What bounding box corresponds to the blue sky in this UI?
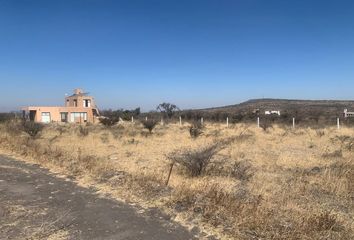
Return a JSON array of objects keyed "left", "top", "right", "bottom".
[{"left": 1, "top": 0, "right": 354, "bottom": 112}]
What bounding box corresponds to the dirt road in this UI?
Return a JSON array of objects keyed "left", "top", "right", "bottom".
[{"left": 0, "top": 155, "right": 195, "bottom": 240}]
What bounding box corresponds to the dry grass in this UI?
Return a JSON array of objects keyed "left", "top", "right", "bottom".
[{"left": 0, "top": 120, "right": 353, "bottom": 239}]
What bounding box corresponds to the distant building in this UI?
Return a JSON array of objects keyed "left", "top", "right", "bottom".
[
  {"left": 22, "top": 88, "right": 100, "bottom": 123},
  {"left": 344, "top": 109, "right": 354, "bottom": 118},
  {"left": 265, "top": 110, "right": 280, "bottom": 116}
]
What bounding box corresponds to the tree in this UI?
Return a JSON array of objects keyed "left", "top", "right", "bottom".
[
  {"left": 101, "top": 107, "right": 141, "bottom": 122},
  {"left": 156, "top": 103, "right": 180, "bottom": 119}
]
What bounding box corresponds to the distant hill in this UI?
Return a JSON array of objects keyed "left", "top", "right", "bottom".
[
  {"left": 181, "top": 99, "right": 354, "bottom": 123},
  {"left": 199, "top": 98, "right": 354, "bottom": 116}
]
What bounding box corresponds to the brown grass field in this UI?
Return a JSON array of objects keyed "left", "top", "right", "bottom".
[{"left": 0, "top": 120, "right": 353, "bottom": 239}]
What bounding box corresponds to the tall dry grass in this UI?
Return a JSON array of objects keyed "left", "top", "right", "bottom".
[{"left": 0, "top": 120, "right": 353, "bottom": 239}]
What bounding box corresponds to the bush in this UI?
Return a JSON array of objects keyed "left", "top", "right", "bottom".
[
  {"left": 22, "top": 121, "right": 44, "bottom": 138},
  {"left": 259, "top": 119, "right": 272, "bottom": 131},
  {"left": 322, "top": 149, "right": 343, "bottom": 159},
  {"left": 101, "top": 108, "right": 140, "bottom": 121},
  {"left": 0, "top": 113, "right": 15, "bottom": 123},
  {"left": 167, "top": 143, "right": 220, "bottom": 177},
  {"left": 142, "top": 119, "right": 158, "bottom": 133},
  {"left": 99, "top": 117, "right": 119, "bottom": 127},
  {"left": 189, "top": 121, "right": 203, "bottom": 138},
  {"left": 306, "top": 211, "right": 341, "bottom": 231},
  {"left": 4, "top": 121, "right": 22, "bottom": 135},
  {"left": 78, "top": 125, "right": 89, "bottom": 137},
  {"left": 230, "top": 160, "right": 254, "bottom": 181}
]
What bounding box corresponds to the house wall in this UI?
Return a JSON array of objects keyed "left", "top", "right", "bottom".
[
  {"left": 65, "top": 95, "right": 95, "bottom": 108},
  {"left": 22, "top": 106, "right": 96, "bottom": 123},
  {"left": 22, "top": 89, "right": 99, "bottom": 124}
]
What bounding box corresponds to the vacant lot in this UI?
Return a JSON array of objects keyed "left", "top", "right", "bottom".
[{"left": 0, "top": 120, "right": 353, "bottom": 239}]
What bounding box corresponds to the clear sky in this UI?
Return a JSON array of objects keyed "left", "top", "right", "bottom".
[{"left": 1, "top": 0, "right": 354, "bottom": 112}]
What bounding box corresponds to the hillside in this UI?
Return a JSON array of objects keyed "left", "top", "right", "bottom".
[
  {"left": 197, "top": 98, "right": 354, "bottom": 117},
  {"left": 177, "top": 98, "right": 354, "bottom": 124}
]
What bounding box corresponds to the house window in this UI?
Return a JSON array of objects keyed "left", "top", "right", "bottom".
[
  {"left": 73, "top": 99, "right": 77, "bottom": 107},
  {"left": 60, "top": 112, "right": 68, "bottom": 122},
  {"left": 70, "top": 112, "right": 88, "bottom": 123},
  {"left": 83, "top": 99, "right": 91, "bottom": 107},
  {"left": 41, "top": 112, "right": 51, "bottom": 123}
]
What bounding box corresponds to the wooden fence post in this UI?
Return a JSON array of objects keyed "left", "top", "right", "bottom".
[
  {"left": 292, "top": 117, "right": 295, "bottom": 129},
  {"left": 165, "top": 163, "right": 174, "bottom": 186},
  {"left": 201, "top": 117, "right": 204, "bottom": 125},
  {"left": 226, "top": 117, "right": 229, "bottom": 128},
  {"left": 337, "top": 118, "right": 340, "bottom": 129},
  {"left": 257, "top": 117, "right": 260, "bottom": 128},
  {"left": 179, "top": 116, "right": 182, "bottom": 126}
]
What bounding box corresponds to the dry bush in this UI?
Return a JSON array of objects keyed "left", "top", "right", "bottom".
[
  {"left": 335, "top": 135, "right": 351, "bottom": 143},
  {"left": 0, "top": 113, "right": 16, "bottom": 122},
  {"left": 55, "top": 125, "right": 69, "bottom": 136},
  {"left": 326, "top": 161, "right": 354, "bottom": 195},
  {"left": 110, "top": 125, "right": 125, "bottom": 139},
  {"left": 305, "top": 211, "right": 342, "bottom": 232},
  {"left": 205, "top": 156, "right": 254, "bottom": 181},
  {"left": 100, "top": 133, "right": 109, "bottom": 143},
  {"left": 259, "top": 119, "right": 272, "bottom": 131},
  {"left": 22, "top": 121, "right": 44, "bottom": 138},
  {"left": 141, "top": 119, "right": 158, "bottom": 133},
  {"left": 230, "top": 160, "right": 254, "bottom": 181},
  {"left": 77, "top": 125, "right": 89, "bottom": 137},
  {"left": 167, "top": 143, "right": 220, "bottom": 177},
  {"left": 189, "top": 121, "right": 203, "bottom": 138},
  {"left": 316, "top": 130, "right": 325, "bottom": 137},
  {"left": 4, "top": 121, "right": 22, "bottom": 135},
  {"left": 322, "top": 149, "right": 343, "bottom": 159},
  {"left": 333, "top": 135, "right": 354, "bottom": 151},
  {"left": 99, "top": 116, "right": 119, "bottom": 127}
]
